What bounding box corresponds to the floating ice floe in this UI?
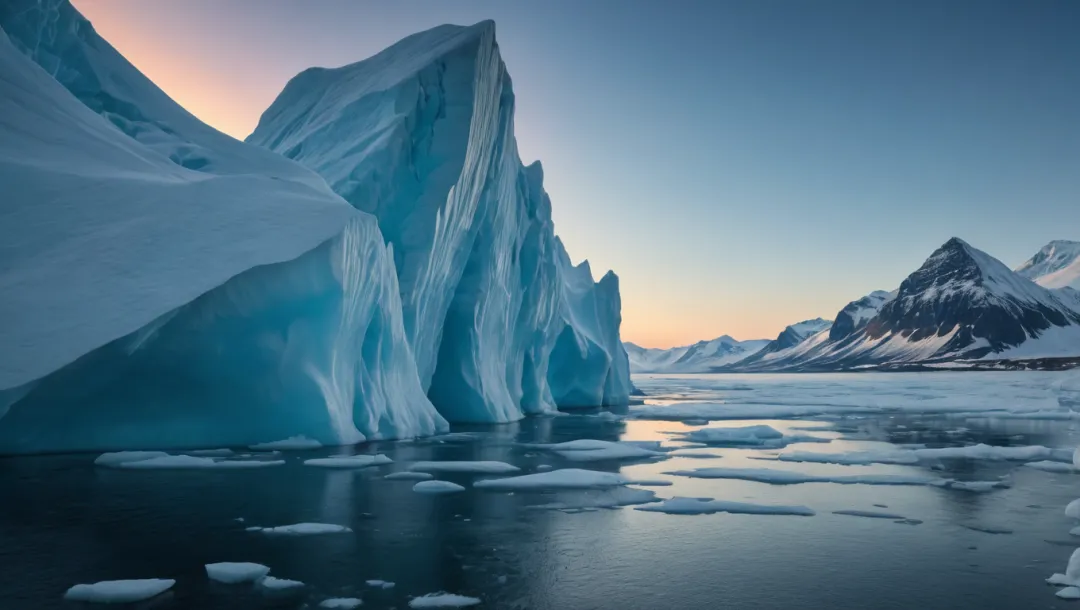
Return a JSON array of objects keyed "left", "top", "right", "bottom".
[
  {"left": 385, "top": 471, "right": 435, "bottom": 481},
  {"left": 524, "top": 439, "right": 667, "bottom": 462},
  {"left": 669, "top": 450, "right": 724, "bottom": 459},
  {"left": 634, "top": 497, "right": 815, "bottom": 516},
  {"left": 249, "top": 436, "right": 323, "bottom": 451},
  {"left": 777, "top": 449, "right": 919, "bottom": 466},
  {"left": 259, "top": 576, "right": 304, "bottom": 590},
  {"left": 527, "top": 487, "right": 657, "bottom": 511},
  {"left": 536, "top": 464, "right": 553, "bottom": 471},
  {"left": 253, "top": 523, "right": 352, "bottom": 535},
  {"left": 961, "top": 524, "right": 1013, "bottom": 534},
  {"left": 1067, "top": 499, "right": 1080, "bottom": 519},
  {"left": 205, "top": 562, "right": 271, "bottom": 584},
  {"left": 1023, "top": 460, "right": 1074, "bottom": 473},
  {"left": 665, "top": 467, "right": 936, "bottom": 486},
  {"left": 94, "top": 451, "right": 171, "bottom": 466},
  {"left": 320, "top": 598, "right": 364, "bottom": 609},
  {"left": 632, "top": 403, "right": 880, "bottom": 422},
  {"left": 474, "top": 468, "right": 629, "bottom": 490},
  {"left": 64, "top": 579, "right": 175, "bottom": 603},
  {"left": 680, "top": 425, "right": 829, "bottom": 448},
  {"left": 409, "top": 592, "right": 482, "bottom": 607},
  {"left": 413, "top": 480, "right": 466, "bottom": 494},
  {"left": 832, "top": 509, "right": 908, "bottom": 520},
  {"left": 927, "top": 480, "right": 1006, "bottom": 493},
  {"left": 1057, "top": 587, "right": 1080, "bottom": 600},
  {"left": 189, "top": 448, "right": 235, "bottom": 457},
  {"left": 912, "top": 443, "right": 1059, "bottom": 461},
  {"left": 304, "top": 455, "right": 392, "bottom": 469},
  {"left": 408, "top": 461, "right": 520, "bottom": 474},
  {"left": 366, "top": 580, "right": 395, "bottom": 589},
  {"left": 116, "top": 455, "right": 285, "bottom": 469}
]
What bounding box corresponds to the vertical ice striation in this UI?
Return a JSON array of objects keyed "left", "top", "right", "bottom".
[{"left": 248, "top": 21, "right": 631, "bottom": 421}]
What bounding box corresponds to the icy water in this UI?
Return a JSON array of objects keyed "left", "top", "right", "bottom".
[{"left": 4, "top": 372, "right": 1080, "bottom": 609}]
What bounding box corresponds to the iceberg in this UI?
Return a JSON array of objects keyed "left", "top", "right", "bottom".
[
  {"left": 0, "top": 5, "right": 630, "bottom": 454},
  {"left": 0, "top": 2, "right": 448, "bottom": 453},
  {"left": 246, "top": 20, "right": 631, "bottom": 422}
]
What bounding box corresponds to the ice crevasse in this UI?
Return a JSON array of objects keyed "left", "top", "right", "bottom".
[{"left": 0, "top": 2, "right": 630, "bottom": 454}]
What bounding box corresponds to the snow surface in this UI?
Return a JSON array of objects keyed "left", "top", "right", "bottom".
[
  {"left": 114, "top": 455, "right": 285, "bottom": 469},
  {"left": 247, "top": 20, "right": 631, "bottom": 422},
  {"left": 408, "top": 461, "right": 520, "bottom": 474},
  {"left": 408, "top": 593, "right": 482, "bottom": 608},
  {"left": 473, "top": 468, "right": 629, "bottom": 490},
  {"left": 635, "top": 497, "right": 815, "bottom": 516},
  {"left": 205, "top": 562, "right": 271, "bottom": 584},
  {"left": 1016, "top": 240, "right": 1080, "bottom": 291},
  {"left": 321, "top": 598, "right": 364, "bottom": 609},
  {"left": 254, "top": 523, "right": 352, "bottom": 536},
  {"left": 304, "top": 454, "right": 393, "bottom": 468},
  {"left": 413, "top": 480, "right": 467, "bottom": 494},
  {"left": 64, "top": 579, "right": 175, "bottom": 603}
]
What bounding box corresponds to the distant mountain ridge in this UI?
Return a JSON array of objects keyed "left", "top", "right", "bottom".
[
  {"left": 624, "top": 336, "right": 770, "bottom": 373},
  {"left": 627, "top": 238, "right": 1080, "bottom": 373}
]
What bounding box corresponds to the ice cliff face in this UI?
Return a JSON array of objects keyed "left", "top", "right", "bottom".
[
  {"left": 247, "top": 21, "right": 631, "bottom": 417},
  {"left": 0, "top": 5, "right": 628, "bottom": 453}
]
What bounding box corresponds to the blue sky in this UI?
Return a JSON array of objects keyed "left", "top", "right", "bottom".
[{"left": 74, "top": 0, "right": 1080, "bottom": 347}]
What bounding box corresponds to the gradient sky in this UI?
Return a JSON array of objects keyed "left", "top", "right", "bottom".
[{"left": 72, "top": 0, "right": 1080, "bottom": 348}]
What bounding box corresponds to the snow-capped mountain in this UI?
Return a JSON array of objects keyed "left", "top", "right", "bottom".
[
  {"left": 1016, "top": 240, "right": 1080, "bottom": 291},
  {"left": 732, "top": 238, "right": 1080, "bottom": 371},
  {"left": 0, "top": 3, "right": 631, "bottom": 453},
  {"left": 730, "top": 318, "right": 833, "bottom": 368},
  {"left": 624, "top": 336, "right": 770, "bottom": 373}
]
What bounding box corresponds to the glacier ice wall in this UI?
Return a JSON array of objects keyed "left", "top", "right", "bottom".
[
  {"left": 0, "top": 4, "right": 446, "bottom": 453},
  {"left": 247, "top": 21, "right": 631, "bottom": 420}
]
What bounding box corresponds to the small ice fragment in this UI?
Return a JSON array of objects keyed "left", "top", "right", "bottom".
[
  {"left": 536, "top": 465, "right": 553, "bottom": 471},
  {"left": 624, "top": 478, "right": 673, "bottom": 486},
  {"left": 321, "top": 598, "right": 364, "bottom": 608},
  {"left": 408, "top": 461, "right": 519, "bottom": 474},
  {"left": 64, "top": 579, "right": 175, "bottom": 603},
  {"left": 385, "top": 471, "right": 434, "bottom": 481},
  {"left": 961, "top": 524, "right": 1013, "bottom": 535},
  {"left": 1058, "top": 587, "right": 1080, "bottom": 600},
  {"left": 118, "top": 455, "right": 285, "bottom": 469},
  {"left": 259, "top": 576, "right": 304, "bottom": 590},
  {"left": 669, "top": 450, "right": 723, "bottom": 458},
  {"left": 245, "top": 526, "right": 263, "bottom": 532},
  {"left": 408, "top": 592, "right": 481, "bottom": 608},
  {"left": 94, "top": 451, "right": 169, "bottom": 467},
  {"left": 1048, "top": 573, "right": 1080, "bottom": 587},
  {"left": 205, "top": 562, "right": 270, "bottom": 583},
  {"left": 234, "top": 517, "right": 245, "bottom": 523},
  {"left": 497, "top": 575, "right": 507, "bottom": 584},
  {"left": 634, "top": 497, "right": 815, "bottom": 516},
  {"left": 366, "top": 579, "right": 395, "bottom": 588},
  {"left": 1070, "top": 526, "right": 1080, "bottom": 536},
  {"left": 304, "top": 455, "right": 392, "bottom": 468},
  {"left": 777, "top": 449, "right": 918, "bottom": 466},
  {"left": 1023, "top": 460, "right": 1074, "bottom": 473},
  {"left": 413, "top": 480, "right": 466, "bottom": 494},
  {"left": 249, "top": 436, "right": 322, "bottom": 451},
  {"left": 1067, "top": 499, "right": 1080, "bottom": 519},
  {"left": 832, "top": 509, "right": 907, "bottom": 520},
  {"left": 257, "top": 523, "right": 351, "bottom": 535},
  {"left": 526, "top": 440, "right": 665, "bottom": 462},
  {"left": 666, "top": 467, "right": 934, "bottom": 486},
  {"left": 189, "top": 448, "right": 234, "bottom": 457},
  {"left": 1073, "top": 446, "right": 1080, "bottom": 469},
  {"left": 474, "top": 469, "right": 628, "bottom": 490}
]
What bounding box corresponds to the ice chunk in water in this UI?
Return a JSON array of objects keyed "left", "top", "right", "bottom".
[
  {"left": 666, "top": 467, "right": 935, "bottom": 486},
  {"left": 250, "top": 436, "right": 323, "bottom": 451},
  {"left": 64, "top": 579, "right": 175, "bottom": 603},
  {"left": 94, "top": 451, "right": 170, "bottom": 466},
  {"left": 205, "top": 562, "right": 270, "bottom": 584},
  {"left": 1022, "top": 460, "right": 1074, "bottom": 473},
  {"left": 413, "top": 480, "right": 466, "bottom": 494},
  {"left": 1058, "top": 587, "right": 1080, "bottom": 600},
  {"left": 366, "top": 580, "right": 395, "bottom": 589},
  {"left": 304, "top": 455, "right": 392, "bottom": 468},
  {"left": 409, "top": 592, "right": 482, "bottom": 607},
  {"left": 259, "top": 576, "right": 304, "bottom": 590},
  {"left": 256, "top": 523, "right": 351, "bottom": 535},
  {"left": 321, "top": 598, "right": 364, "bottom": 608},
  {"left": 385, "top": 471, "right": 435, "bottom": 481},
  {"left": 408, "top": 461, "right": 520, "bottom": 474},
  {"left": 832, "top": 509, "right": 908, "bottom": 520},
  {"left": 634, "top": 497, "right": 815, "bottom": 516},
  {"left": 474, "top": 469, "right": 628, "bottom": 490},
  {"left": 118, "top": 455, "right": 285, "bottom": 469}
]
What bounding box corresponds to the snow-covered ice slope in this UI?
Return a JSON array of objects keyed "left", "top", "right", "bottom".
[
  {"left": 0, "top": 3, "right": 447, "bottom": 452},
  {"left": 247, "top": 21, "right": 631, "bottom": 418},
  {"left": 623, "top": 336, "right": 770, "bottom": 373},
  {"left": 1017, "top": 240, "right": 1080, "bottom": 291}
]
